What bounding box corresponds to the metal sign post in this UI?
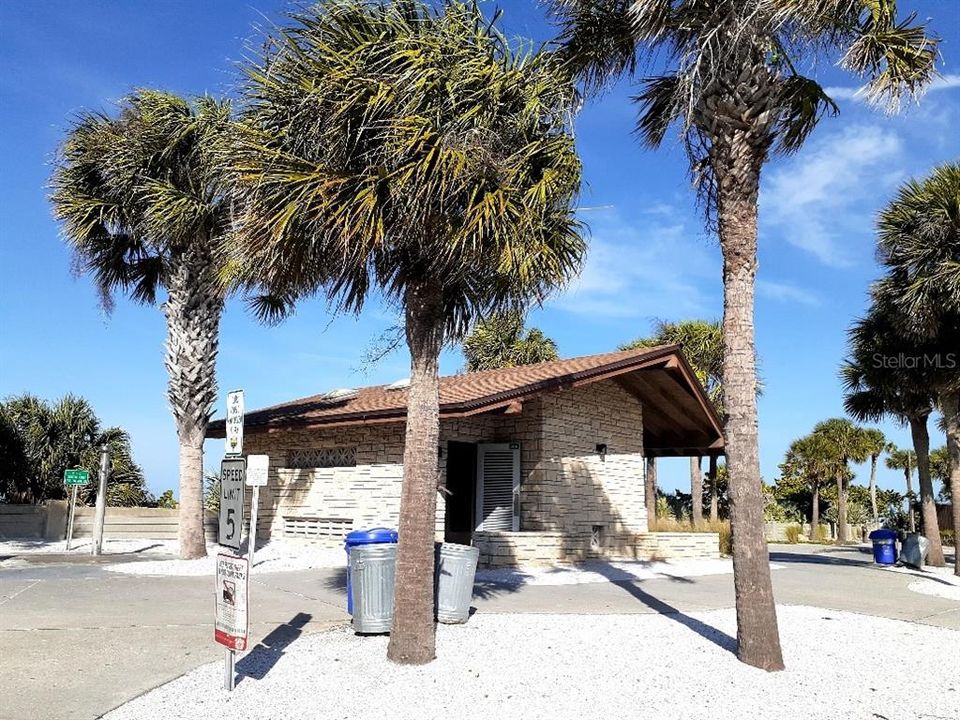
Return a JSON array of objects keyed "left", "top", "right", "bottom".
[
  {"left": 63, "top": 469, "right": 90, "bottom": 551},
  {"left": 245, "top": 455, "right": 269, "bottom": 571},
  {"left": 91, "top": 445, "right": 110, "bottom": 556},
  {"left": 215, "top": 553, "right": 249, "bottom": 691}
]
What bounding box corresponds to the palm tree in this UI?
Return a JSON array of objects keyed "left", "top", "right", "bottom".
[
  {"left": 885, "top": 444, "right": 917, "bottom": 532},
  {"left": 780, "top": 433, "right": 834, "bottom": 541},
  {"left": 862, "top": 428, "right": 887, "bottom": 525},
  {"left": 842, "top": 304, "right": 943, "bottom": 564},
  {"left": 874, "top": 162, "right": 960, "bottom": 574},
  {"left": 462, "top": 311, "right": 559, "bottom": 372},
  {"left": 812, "top": 419, "right": 871, "bottom": 543},
  {"left": 228, "top": 0, "right": 583, "bottom": 664},
  {"left": 51, "top": 90, "right": 232, "bottom": 559},
  {"left": 552, "top": 0, "right": 938, "bottom": 670},
  {"left": 624, "top": 319, "right": 723, "bottom": 525}
]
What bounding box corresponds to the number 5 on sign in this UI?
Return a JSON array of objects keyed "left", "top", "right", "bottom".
[{"left": 218, "top": 457, "right": 245, "bottom": 550}]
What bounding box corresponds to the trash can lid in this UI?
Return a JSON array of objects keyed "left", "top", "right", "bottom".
[
  {"left": 868, "top": 529, "right": 898, "bottom": 540},
  {"left": 345, "top": 527, "right": 398, "bottom": 546}
]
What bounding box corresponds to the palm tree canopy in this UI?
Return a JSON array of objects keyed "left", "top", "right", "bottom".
[
  {"left": 841, "top": 302, "right": 938, "bottom": 423},
  {"left": 50, "top": 90, "right": 233, "bottom": 309},
  {"left": 874, "top": 162, "right": 960, "bottom": 337},
  {"left": 230, "top": 0, "right": 584, "bottom": 337},
  {"left": 812, "top": 417, "right": 872, "bottom": 466},
  {"left": 780, "top": 432, "right": 836, "bottom": 490},
  {"left": 551, "top": 0, "right": 938, "bottom": 213},
  {"left": 862, "top": 427, "right": 887, "bottom": 459},
  {"left": 885, "top": 444, "right": 916, "bottom": 472},
  {"left": 622, "top": 318, "right": 725, "bottom": 411},
  {"left": 462, "top": 310, "right": 559, "bottom": 371}
]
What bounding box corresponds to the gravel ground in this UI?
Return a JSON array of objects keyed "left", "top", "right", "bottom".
[
  {"left": 880, "top": 563, "right": 960, "bottom": 600},
  {"left": 104, "top": 540, "right": 344, "bottom": 576},
  {"left": 474, "top": 557, "right": 756, "bottom": 585},
  {"left": 104, "top": 606, "right": 958, "bottom": 720}
]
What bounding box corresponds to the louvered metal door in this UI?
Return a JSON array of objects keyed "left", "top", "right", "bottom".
[{"left": 475, "top": 443, "right": 520, "bottom": 532}]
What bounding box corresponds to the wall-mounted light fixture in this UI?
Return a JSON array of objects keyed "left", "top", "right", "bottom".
[{"left": 595, "top": 443, "right": 608, "bottom": 462}]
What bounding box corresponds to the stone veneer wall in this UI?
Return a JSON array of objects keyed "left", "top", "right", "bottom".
[{"left": 473, "top": 530, "right": 720, "bottom": 567}]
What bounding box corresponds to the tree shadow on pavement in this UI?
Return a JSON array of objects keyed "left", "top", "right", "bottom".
[
  {"left": 236, "top": 612, "right": 312, "bottom": 684},
  {"left": 768, "top": 550, "right": 873, "bottom": 568},
  {"left": 589, "top": 561, "right": 737, "bottom": 655}
]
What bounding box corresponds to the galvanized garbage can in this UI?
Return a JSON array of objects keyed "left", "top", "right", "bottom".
[
  {"left": 344, "top": 528, "right": 398, "bottom": 614},
  {"left": 434, "top": 542, "right": 480, "bottom": 624},
  {"left": 349, "top": 542, "right": 397, "bottom": 634},
  {"left": 900, "top": 532, "right": 929, "bottom": 569}
]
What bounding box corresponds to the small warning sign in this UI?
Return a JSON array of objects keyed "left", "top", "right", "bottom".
[{"left": 215, "top": 553, "right": 249, "bottom": 651}]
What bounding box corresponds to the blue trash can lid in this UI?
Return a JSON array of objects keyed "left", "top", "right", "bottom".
[
  {"left": 345, "top": 527, "right": 398, "bottom": 547},
  {"left": 869, "top": 529, "right": 897, "bottom": 541}
]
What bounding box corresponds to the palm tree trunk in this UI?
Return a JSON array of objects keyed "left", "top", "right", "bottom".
[
  {"left": 811, "top": 484, "right": 820, "bottom": 543},
  {"left": 904, "top": 462, "right": 916, "bottom": 533},
  {"left": 645, "top": 456, "right": 658, "bottom": 528},
  {"left": 708, "top": 455, "right": 719, "bottom": 522},
  {"left": 387, "top": 284, "right": 443, "bottom": 665},
  {"left": 716, "top": 142, "right": 784, "bottom": 671},
  {"left": 165, "top": 247, "right": 223, "bottom": 560},
  {"left": 938, "top": 392, "right": 960, "bottom": 576},
  {"left": 909, "top": 414, "right": 944, "bottom": 566},
  {"left": 836, "top": 470, "right": 848, "bottom": 544},
  {"left": 690, "top": 455, "right": 703, "bottom": 525},
  {"left": 869, "top": 455, "right": 879, "bottom": 526}
]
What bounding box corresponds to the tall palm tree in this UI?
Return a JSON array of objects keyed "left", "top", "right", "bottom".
[
  {"left": 875, "top": 162, "right": 960, "bottom": 574},
  {"left": 228, "top": 0, "right": 583, "bottom": 664},
  {"left": 885, "top": 444, "right": 917, "bottom": 532},
  {"left": 812, "top": 419, "right": 871, "bottom": 543},
  {"left": 462, "top": 310, "right": 559, "bottom": 372},
  {"left": 51, "top": 90, "right": 232, "bottom": 559},
  {"left": 862, "top": 428, "right": 887, "bottom": 525},
  {"left": 554, "top": 0, "right": 939, "bottom": 670},
  {"left": 624, "top": 319, "right": 723, "bottom": 525},
  {"left": 842, "top": 305, "right": 944, "bottom": 564}
]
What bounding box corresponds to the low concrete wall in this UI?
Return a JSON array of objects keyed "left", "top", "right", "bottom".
[
  {"left": 0, "top": 503, "right": 216, "bottom": 542},
  {"left": 764, "top": 521, "right": 867, "bottom": 543},
  {"left": 473, "top": 530, "right": 719, "bottom": 568}
]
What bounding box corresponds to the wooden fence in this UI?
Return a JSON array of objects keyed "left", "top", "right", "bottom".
[{"left": 0, "top": 502, "right": 216, "bottom": 542}]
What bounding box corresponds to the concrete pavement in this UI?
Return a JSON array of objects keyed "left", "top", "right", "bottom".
[{"left": 1, "top": 544, "right": 957, "bottom": 720}]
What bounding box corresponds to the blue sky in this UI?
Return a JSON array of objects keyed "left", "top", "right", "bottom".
[{"left": 1, "top": 1, "right": 958, "bottom": 498}]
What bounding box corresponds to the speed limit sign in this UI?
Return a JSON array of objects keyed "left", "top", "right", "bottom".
[{"left": 219, "top": 457, "right": 245, "bottom": 550}]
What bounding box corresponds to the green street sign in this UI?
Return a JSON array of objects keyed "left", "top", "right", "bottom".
[{"left": 64, "top": 469, "right": 90, "bottom": 486}]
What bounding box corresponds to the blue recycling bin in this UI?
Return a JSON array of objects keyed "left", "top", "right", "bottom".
[
  {"left": 868, "top": 528, "right": 898, "bottom": 565},
  {"left": 345, "top": 528, "right": 398, "bottom": 614}
]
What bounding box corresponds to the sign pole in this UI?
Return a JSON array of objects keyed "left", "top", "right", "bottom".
[
  {"left": 65, "top": 485, "right": 77, "bottom": 551},
  {"left": 224, "top": 647, "right": 235, "bottom": 691},
  {"left": 91, "top": 444, "right": 110, "bottom": 556}
]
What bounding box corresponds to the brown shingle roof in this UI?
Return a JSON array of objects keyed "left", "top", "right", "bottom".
[{"left": 207, "top": 345, "right": 693, "bottom": 436}]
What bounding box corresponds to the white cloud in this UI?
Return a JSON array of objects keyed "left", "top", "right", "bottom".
[
  {"left": 756, "top": 279, "right": 820, "bottom": 306},
  {"left": 824, "top": 73, "right": 960, "bottom": 103},
  {"left": 553, "top": 207, "right": 721, "bottom": 319},
  {"left": 761, "top": 124, "right": 904, "bottom": 267}
]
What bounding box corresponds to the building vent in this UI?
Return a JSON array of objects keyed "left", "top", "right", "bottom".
[
  {"left": 282, "top": 516, "right": 352, "bottom": 540},
  {"left": 287, "top": 447, "right": 357, "bottom": 469}
]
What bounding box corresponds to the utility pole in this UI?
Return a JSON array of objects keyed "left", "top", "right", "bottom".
[{"left": 91, "top": 444, "right": 110, "bottom": 556}]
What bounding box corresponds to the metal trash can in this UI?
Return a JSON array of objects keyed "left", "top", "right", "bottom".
[
  {"left": 434, "top": 542, "right": 480, "bottom": 624},
  {"left": 868, "top": 528, "right": 897, "bottom": 565},
  {"left": 900, "top": 532, "right": 929, "bottom": 569},
  {"left": 345, "top": 528, "right": 398, "bottom": 615},
  {"left": 349, "top": 542, "right": 397, "bottom": 634}
]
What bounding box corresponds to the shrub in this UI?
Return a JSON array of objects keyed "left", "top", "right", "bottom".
[
  {"left": 784, "top": 524, "right": 801, "bottom": 544},
  {"left": 718, "top": 522, "right": 732, "bottom": 556},
  {"left": 941, "top": 529, "right": 955, "bottom": 548}
]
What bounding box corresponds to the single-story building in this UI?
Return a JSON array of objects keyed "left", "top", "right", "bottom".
[{"left": 207, "top": 346, "right": 725, "bottom": 566}]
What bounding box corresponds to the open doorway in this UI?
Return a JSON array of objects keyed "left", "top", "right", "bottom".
[{"left": 444, "top": 441, "right": 476, "bottom": 544}]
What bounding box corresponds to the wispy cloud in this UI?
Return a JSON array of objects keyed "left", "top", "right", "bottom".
[
  {"left": 553, "top": 207, "right": 720, "bottom": 319},
  {"left": 762, "top": 124, "right": 904, "bottom": 267},
  {"left": 757, "top": 279, "right": 821, "bottom": 306},
  {"left": 825, "top": 73, "right": 960, "bottom": 102}
]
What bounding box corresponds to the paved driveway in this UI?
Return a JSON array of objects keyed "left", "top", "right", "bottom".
[{"left": 1, "top": 544, "right": 957, "bottom": 720}]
